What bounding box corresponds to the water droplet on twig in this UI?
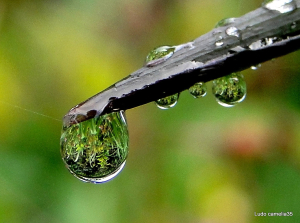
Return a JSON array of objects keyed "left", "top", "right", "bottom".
[
  {"left": 212, "top": 73, "right": 247, "bottom": 107},
  {"left": 189, "top": 82, "right": 207, "bottom": 98},
  {"left": 145, "top": 46, "right": 176, "bottom": 67},
  {"left": 155, "top": 93, "right": 179, "bottom": 109},
  {"left": 262, "top": 0, "right": 296, "bottom": 13},
  {"left": 60, "top": 111, "right": 129, "bottom": 183},
  {"left": 226, "top": 27, "right": 240, "bottom": 38}
]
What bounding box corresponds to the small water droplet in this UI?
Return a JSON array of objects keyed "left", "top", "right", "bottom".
[
  {"left": 262, "top": 0, "right": 296, "bottom": 13},
  {"left": 212, "top": 72, "right": 247, "bottom": 107},
  {"left": 251, "top": 64, "right": 262, "bottom": 70},
  {"left": 145, "top": 46, "right": 176, "bottom": 67},
  {"left": 215, "top": 18, "right": 236, "bottom": 28},
  {"left": 215, "top": 35, "right": 224, "bottom": 47},
  {"left": 60, "top": 111, "right": 129, "bottom": 183},
  {"left": 225, "top": 27, "right": 240, "bottom": 38},
  {"left": 291, "top": 21, "right": 297, "bottom": 29},
  {"left": 189, "top": 82, "right": 207, "bottom": 98},
  {"left": 155, "top": 93, "right": 179, "bottom": 109}
]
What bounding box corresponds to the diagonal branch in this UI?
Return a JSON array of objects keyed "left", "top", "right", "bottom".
[{"left": 63, "top": 1, "right": 300, "bottom": 127}]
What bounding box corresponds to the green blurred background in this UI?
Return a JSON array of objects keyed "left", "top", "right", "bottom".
[{"left": 0, "top": 0, "right": 300, "bottom": 222}]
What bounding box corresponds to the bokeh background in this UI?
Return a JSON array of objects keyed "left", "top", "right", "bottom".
[{"left": 0, "top": 0, "right": 300, "bottom": 222}]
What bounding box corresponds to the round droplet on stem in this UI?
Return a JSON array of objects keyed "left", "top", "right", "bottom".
[
  {"left": 262, "top": 0, "right": 296, "bottom": 13},
  {"left": 189, "top": 82, "right": 207, "bottom": 98},
  {"left": 215, "top": 35, "right": 224, "bottom": 47},
  {"left": 215, "top": 18, "right": 236, "bottom": 28},
  {"left": 60, "top": 111, "right": 129, "bottom": 183},
  {"left": 212, "top": 72, "right": 247, "bottom": 107},
  {"left": 225, "top": 27, "right": 240, "bottom": 38},
  {"left": 155, "top": 93, "right": 179, "bottom": 109},
  {"left": 145, "top": 46, "right": 176, "bottom": 67}
]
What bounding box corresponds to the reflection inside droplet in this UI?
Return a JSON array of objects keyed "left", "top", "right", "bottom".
[
  {"left": 212, "top": 72, "right": 247, "bottom": 107},
  {"left": 155, "top": 93, "right": 179, "bottom": 109},
  {"left": 60, "top": 111, "right": 129, "bottom": 183},
  {"left": 145, "top": 46, "right": 176, "bottom": 67},
  {"left": 189, "top": 82, "right": 207, "bottom": 98}
]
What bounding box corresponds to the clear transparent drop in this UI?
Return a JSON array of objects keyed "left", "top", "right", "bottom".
[
  {"left": 189, "top": 82, "right": 207, "bottom": 98},
  {"left": 212, "top": 72, "right": 247, "bottom": 107},
  {"left": 225, "top": 27, "right": 240, "bottom": 38},
  {"left": 60, "top": 111, "right": 129, "bottom": 183},
  {"left": 215, "top": 35, "right": 224, "bottom": 47},
  {"left": 262, "top": 0, "right": 296, "bottom": 13},
  {"left": 215, "top": 18, "right": 236, "bottom": 28},
  {"left": 251, "top": 64, "right": 262, "bottom": 70},
  {"left": 145, "top": 46, "right": 176, "bottom": 67},
  {"left": 155, "top": 93, "right": 179, "bottom": 109}
]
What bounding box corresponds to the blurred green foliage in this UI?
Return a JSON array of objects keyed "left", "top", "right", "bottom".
[{"left": 0, "top": 0, "right": 300, "bottom": 222}]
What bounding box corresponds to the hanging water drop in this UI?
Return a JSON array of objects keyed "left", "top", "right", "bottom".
[
  {"left": 60, "top": 111, "right": 129, "bottom": 183},
  {"left": 215, "top": 18, "right": 236, "bottom": 28},
  {"left": 155, "top": 93, "right": 179, "bottom": 109},
  {"left": 145, "top": 46, "right": 176, "bottom": 67},
  {"left": 225, "top": 27, "right": 240, "bottom": 38},
  {"left": 189, "top": 82, "right": 207, "bottom": 98},
  {"left": 212, "top": 72, "right": 247, "bottom": 107},
  {"left": 262, "top": 0, "right": 296, "bottom": 13}
]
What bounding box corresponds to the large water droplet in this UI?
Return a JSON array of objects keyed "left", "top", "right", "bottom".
[
  {"left": 189, "top": 82, "right": 207, "bottom": 98},
  {"left": 212, "top": 72, "right": 247, "bottom": 107},
  {"left": 145, "top": 46, "right": 176, "bottom": 67},
  {"left": 262, "top": 0, "right": 296, "bottom": 13},
  {"left": 155, "top": 93, "right": 179, "bottom": 109},
  {"left": 215, "top": 18, "right": 236, "bottom": 28},
  {"left": 225, "top": 27, "right": 240, "bottom": 38},
  {"left": 60, "top": 111, "right": 129, "bottom": 183}
]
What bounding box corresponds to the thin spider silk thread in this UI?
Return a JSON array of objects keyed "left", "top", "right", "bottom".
[{"left": 0, "top": 100, "right": 61, "bottom": 122}]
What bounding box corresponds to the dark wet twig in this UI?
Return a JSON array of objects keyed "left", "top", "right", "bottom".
[{"left": 63, "top": 1, "right": 300, "bottom": 127}]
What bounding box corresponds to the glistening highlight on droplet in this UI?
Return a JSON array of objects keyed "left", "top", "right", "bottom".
[
  {"left": 212, "top": 72, "right": 247, "bottom": 107},
  {"left": 155, "top": 93, "right": 179, "bottom": 109},
  {"left": 60, "top": 111, "right": 129, "bottom": 183},
  {"left": 189, "top": 82, "right": 207, "bottom": 98},
  {"left": 225, "top": 27, "right": 240, "bottom": 38},
  {"left": 214, "top": 34, "right": 224, "bottom": 47},
  {"left": 262, "top": 0, "right": 296, "bottom": 14},
  {"left": 145, "top": 46, "right": 176, "bottom": 67}
]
